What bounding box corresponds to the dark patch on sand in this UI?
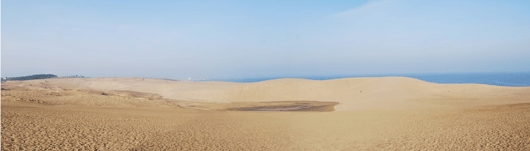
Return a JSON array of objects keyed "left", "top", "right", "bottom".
[{"left": 228, "top": 101, "right": 339, "bottom": 112}]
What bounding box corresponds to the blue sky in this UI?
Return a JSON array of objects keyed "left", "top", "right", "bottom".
[{"left": 2, "top": 0, "right": 530, "bottom": 79}]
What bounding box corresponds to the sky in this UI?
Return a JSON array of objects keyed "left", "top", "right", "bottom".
[{"left": 2, "top": 0, "right": 530, "bottom": 80}]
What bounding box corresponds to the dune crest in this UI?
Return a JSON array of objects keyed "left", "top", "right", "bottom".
[{"left": 5, "top": 77, "right": 529, "bottom": 111}]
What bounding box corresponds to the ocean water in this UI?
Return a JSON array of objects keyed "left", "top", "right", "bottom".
[{"left": 200, "top": 72, "right": 530, "bottom": 87}]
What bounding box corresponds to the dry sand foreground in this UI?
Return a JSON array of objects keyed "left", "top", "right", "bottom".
[{"left": 2, "top": 77, "right": 530, "bottom": 150}]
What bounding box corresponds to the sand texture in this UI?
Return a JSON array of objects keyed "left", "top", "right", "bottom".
[{"left": 2, "top": 77, "right": 530, "bottom": 150}]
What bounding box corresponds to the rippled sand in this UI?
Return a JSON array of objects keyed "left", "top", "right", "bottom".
[{"left": 2, "top": 77, "right": 530, "bottom": 150}]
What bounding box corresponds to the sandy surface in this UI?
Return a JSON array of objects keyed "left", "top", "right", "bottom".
[{"left": 2, "top": 77, "right": 530, "bottom": 150}]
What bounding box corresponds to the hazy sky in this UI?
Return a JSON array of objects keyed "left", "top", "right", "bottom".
[{"left": 3, "top": 0, "right": 530, "bottom": 79}]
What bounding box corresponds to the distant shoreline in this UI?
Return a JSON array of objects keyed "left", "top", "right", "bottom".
[{"left": 198, "top": 72, "right": 530, "bottom": 87}]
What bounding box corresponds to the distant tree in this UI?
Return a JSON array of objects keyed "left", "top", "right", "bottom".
[{"left": 4, "top": 74, "right": 58, "bottom": 81}]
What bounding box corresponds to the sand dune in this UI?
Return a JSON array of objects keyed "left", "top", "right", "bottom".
[{"left": 2, "top": 77, "right": 530, "bottom": 150}]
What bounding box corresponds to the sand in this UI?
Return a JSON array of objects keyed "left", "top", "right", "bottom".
[{"left": 2, "top": 77, "right": 530, "bottom": 150}]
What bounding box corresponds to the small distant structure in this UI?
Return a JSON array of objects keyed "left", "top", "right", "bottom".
[
  {"left": 63, "top": 75, "right": 88, "bottom": 78},
  {"left": 188, "top": 77, "right": 192, "bottom": 81}
]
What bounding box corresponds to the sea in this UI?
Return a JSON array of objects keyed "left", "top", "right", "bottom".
[{"left": 199, "top": 72, "right": 530, "bottom": 87}]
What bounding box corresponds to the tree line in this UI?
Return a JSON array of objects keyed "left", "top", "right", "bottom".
[{"left": 1, "top": 74, "right": 90, "bottom": 82}]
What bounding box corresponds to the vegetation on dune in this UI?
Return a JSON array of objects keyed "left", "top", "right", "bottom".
[{"left": 1, "top": 74, "right": 89, "bottom": 82}]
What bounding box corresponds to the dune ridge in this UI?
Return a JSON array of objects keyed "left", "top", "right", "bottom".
[{"left": 7, "top": 77, "right": 530, "bottom": 111}]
